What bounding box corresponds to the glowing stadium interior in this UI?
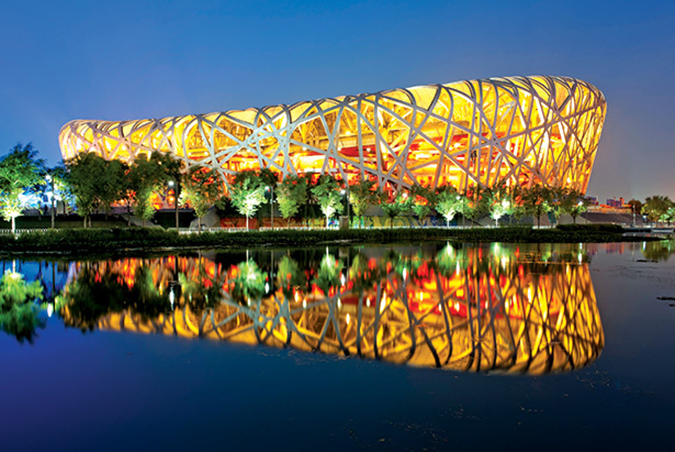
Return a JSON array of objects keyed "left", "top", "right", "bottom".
[{"left": 59, "top": 75, "right": 606, "bottom": 194}]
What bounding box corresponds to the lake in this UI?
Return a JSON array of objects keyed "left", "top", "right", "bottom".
[{"left": 1, "top": 240, "right": 674, "bottom": 451}]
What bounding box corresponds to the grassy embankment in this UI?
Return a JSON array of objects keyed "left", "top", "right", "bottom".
[{"left": 0, "top": 224, "right": 659, "bottom": 258}]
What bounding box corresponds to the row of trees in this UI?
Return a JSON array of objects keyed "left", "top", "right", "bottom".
[
  {"left": 2, "top": 143, "right": 674, "bottom": 231},
  {"left": 222, "top": 170, "right": 592, "bottom": 229},
  {"left": 631, "top": 196, "right": 675, "bottom": 225}
]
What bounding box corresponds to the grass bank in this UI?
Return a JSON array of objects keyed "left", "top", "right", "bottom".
[{"left": 0, "top": 224, "right": 660, "bottom": 258}]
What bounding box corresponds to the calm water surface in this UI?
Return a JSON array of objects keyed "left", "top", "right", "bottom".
[{"left": 1, "top": 241, "right": 674, "bottom": 451}]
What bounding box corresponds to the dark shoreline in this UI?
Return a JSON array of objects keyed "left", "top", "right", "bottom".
[{"left": 0, "top": 225, "right": 666, "bottom": 259}]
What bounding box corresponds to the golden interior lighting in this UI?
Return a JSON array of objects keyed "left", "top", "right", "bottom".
[
  {"left": 59, "top": 75, "right": 606, "bottom": 193},
  {"left": 58, "top": 246, "right": 604, "bottom": 374}
]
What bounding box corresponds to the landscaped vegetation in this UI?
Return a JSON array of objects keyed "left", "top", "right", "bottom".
[{"left": 0, "top": 143, "right": 673, "bottom": 253}]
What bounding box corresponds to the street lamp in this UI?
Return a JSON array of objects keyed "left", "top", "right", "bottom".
[
  {"left": 265, "top": 185, "right": 274, "bottom": 229},
  {"left": 46, "top": 174, "right": 55, "bottom": 229}
]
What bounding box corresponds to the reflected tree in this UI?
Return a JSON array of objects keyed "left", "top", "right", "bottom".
[
  {"left": 0, "top": 270, "right": 45, "bottom": 343},
  {"left": 231, "top": 259, "right": 265, "bottom": 304}
]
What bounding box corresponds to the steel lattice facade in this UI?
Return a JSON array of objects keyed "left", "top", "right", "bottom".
[{"left": 59, "top": 75, "right": 606, "bottom": 193}]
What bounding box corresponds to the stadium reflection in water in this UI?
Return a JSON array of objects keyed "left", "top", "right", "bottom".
[{"left": 58, "top": 244, "right": 604, "bottom": 374}]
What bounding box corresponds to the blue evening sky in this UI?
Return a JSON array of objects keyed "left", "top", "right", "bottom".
[{"left": 0, "top": 0, "right": 673, "bottom": 201}]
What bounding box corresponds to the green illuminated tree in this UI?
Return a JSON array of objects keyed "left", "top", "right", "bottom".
[
  {"left": 230, "top": 170, "right": 267, "bottom": 230},
  {"left": 557, "top": 189, "right": 588, "bottom": 224},
  {"left": 381, "top": 191, "right": 411, "bottom": 228},
  {"left": 128, "top": 155, "right": 167, "bottom": 226},
  {"left": 0, "top": 269, "right": 45, "bottom": 343},
  {"left": 487, "top": 184, "right": 514, "bottom": 227},
  {"left": 0, "top": 143, "right": 45, "bottom": 233},
  {"left": 311, "top": 175, "right": 343, "bottom": 228},
  {"left": 642, "top": 195, "right": 673, "bottom": 225},
  {"left": 180, "top": 166, "right": 221, "bottom": 231},
  {"left": 231, "top": 259, "right": 266, "bottom": 304},
  {"left": 276, "top": 175, "right": 308, "bottom": 227},
  {"left": 435, "top": 185, "right": 463, "bottom": 227},
  {"left": 312, "top": 252, "right": 341, "bottom": 296},
  {"left": 348, "top": 177, "right": 379, "bottom": 228}
]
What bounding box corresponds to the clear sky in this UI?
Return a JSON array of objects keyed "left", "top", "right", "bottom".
[{"left": 0, "top": 0, "right": 673, "bottom": 201}]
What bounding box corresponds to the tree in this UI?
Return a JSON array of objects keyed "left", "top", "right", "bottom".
[
  {"left": 549, "top": 187, "right": 575, "bottom": 226},
  {"left": 66, "top": 152, "right": 106, "bottom": 227},
  {"left": 487, "top": 184, "right": 513, "bottom": 227},
  {"left": 626, "top": 199, "right": 643, "bottom": 226},
  {"left": 100, "top": 159, "right": 128, "bottom": 220},
  {"left": 380, "top": 190, "right": 411, "bottom": 228},
  {"left": 231, "top": 260, "right": 265, "bottom": 304},
  {"left": 311, "top": 175, "right": 343, "bottom": 228},
  {"left": 435, "top": 185, "right": 462, "bottom": 227},
  {"left": 410, "top": 185, "right": 436, "bottom": 226},
  {"left": 522, "top": 185, "right": 554, "bottom": 228},
  {"left": 348, "top": 177, "right": 379, "bottom": 228},
  {"left": 180, "top": 166, "right": 221, "bottom": 231},
  {"left": 566, "top": 191, "right": 589, "bottom": 224},
  {"left": 129, "top": 155, "right": 166, "bottom": 227},
  {"left": 230, "top": 170, "right": 267, "bottom": 230},
  {"left": 465, "top": 185, "right": 490, "bottom": 225},
  {"left": 276, "top": 175, "right": 308, "bottom": 227},
  {"left": 0, "top": 143, "right": 45, "bottom": 233},
  {"left": 154, "top": 153, "right": 184, "bottom": 231},
  {"left": 0, "top": 269, "right": 45, "bottom": 343},
  {"left": 661, "top": 206, "right": 675, "bottom": 225},
  {"left": 642, "top": 195, "right": 672, "bottom": 225}
]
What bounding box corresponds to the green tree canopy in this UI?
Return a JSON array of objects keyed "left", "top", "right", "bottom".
[
  {"left": 486, "top": 184, "right": 514, "bottom": 226},
  {"left": 0, "top": 269, "right": 45, "bottom": 343},
  {"left": 310, "top": 175, "right": 343, "bottom": 228},
  {"left": 380, "top": 190, "right": 411, "bottom": 228},
  {"left": 181, "top": 166, "right": 222, "bottom": 230},
  {"left": 642, "top": 195, "right": 673, "bottom": 224},
  {"left": 66, "top": 152, "right": 115, "bottom": 227},
  {"left": 276, "top": 175, "right": 308, "bottom": 227},
  {"left": 410, "top": 185, "right": 436, "bottom": 226},
  {"left": 0, "top": 143, "right": 45, "bottom": 233},
  {"left": 230, "top": 170, "right": 268, "bottom": 230},
  {"left": 521, "top": 185, "right": 554, "bottom": 227},
  {"left": 348, "top": 177, "right": 379, "bottom": 228},
  {"left": 435, "top": 185, "right": 462, "bottom": 227},
  {"left": 128, "top": 154, "right": 169, "bottom": 226}
]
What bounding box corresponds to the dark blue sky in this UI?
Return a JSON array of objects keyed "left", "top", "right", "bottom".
[{"left": 1, "top": 0, "right": 673, "bottom": 201}]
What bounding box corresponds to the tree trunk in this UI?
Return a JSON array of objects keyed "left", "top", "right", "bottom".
[
  {"left": 11, "top": 217, "right": 15, "bottom": 234},
  {"left": 246, "top": 214, "right": 249, "bottom": 231},
  {"left": 83, "top": 215, "right": 87, "bottom": 228},
  {"left": 326, "top": 214, "right": 329, "bottom": 229}
]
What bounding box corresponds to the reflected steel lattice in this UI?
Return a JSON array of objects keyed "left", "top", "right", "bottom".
[
  {"left": 60, "top": 252, "right": 604, "bottom": 374},
  {"left": 59, "top": 75, "right": 606, "bottom": 193}
]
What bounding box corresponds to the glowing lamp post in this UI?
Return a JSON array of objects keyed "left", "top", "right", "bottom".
[{"left": 265, "top": 185, "right": 274, "bottom": 229}]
